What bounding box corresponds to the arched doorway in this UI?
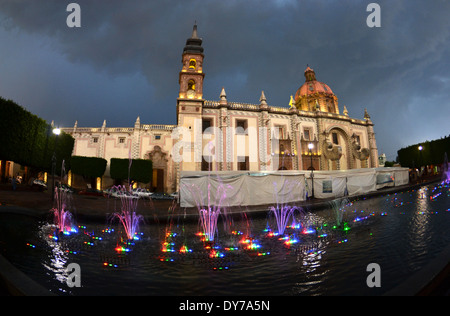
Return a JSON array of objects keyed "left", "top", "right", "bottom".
[
  {"left": 145, "top": 146, "right": 168, "bottom": 193},
  {"left": 324, "top": 127, "right": 350, "bottom": 170}
]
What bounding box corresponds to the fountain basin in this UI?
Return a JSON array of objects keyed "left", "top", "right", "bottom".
[{"left": 0, "top": 181, "right": 449, "bottom": 296}]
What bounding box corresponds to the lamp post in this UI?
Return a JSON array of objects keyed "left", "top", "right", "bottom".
[
  {"left": 51, "top": 128, "right": 61, "bottom": 202},
  {"left": 418, "top": 145, "right": 423, "bottom": 183},
  {"left": 308, "top": 143, "right": 314, "bottom": 199}
]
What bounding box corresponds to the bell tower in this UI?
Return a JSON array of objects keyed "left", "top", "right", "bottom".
[
  {"left": 176, "top": 23, "right": 206, "bottom": 176},
  {"left": 177, "top": 23, "right": 205, "bottom": 122}
]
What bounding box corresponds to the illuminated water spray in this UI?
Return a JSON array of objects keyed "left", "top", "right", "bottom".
[
  {"left": 51, "top": 160, "right": 77, "bottom": 234},
  {"left": 112, "top": 184, "right": 143, "bottom": 241},
  {"left": 184, "top": 173, "right": 231, "bottom": 242},
  {"left": 329, "top": 197, "right": 350, "bottom": 228},
  {"left": 269, "top": 179, "right": 303, "bottom": 235},
  {"left": 198, "top": 181, "right": 230, "bottom": 242},
  {"left": 270, "top": 205, "right": 299, "bottom": 235},
  {"left": 52, "top": 186, "right": 77, "bottom": 234}
]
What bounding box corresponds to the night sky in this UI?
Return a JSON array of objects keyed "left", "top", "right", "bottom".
[{"left": 0, "top": 0, "right": 449, "bottom": 161}]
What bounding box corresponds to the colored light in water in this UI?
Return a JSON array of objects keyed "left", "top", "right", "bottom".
[
  {"left": 284, "top": 237, "right": 298, "bottom": 246},
  {"left": 287, "top": 223, "right": 302, "bottom": 230},
  {"left": 302, "top": 227, "right": 316, "bottom": 234},
  {"left": 115, "top": 246, "right": 130, "bottom": 253},
  {"left": 246, "top": 242, "right": 261, "bottom": 250},
  {"left": 179, "top": 245, "right": 192, "bottom": 253},
  {"left": 162, "top": 241, "right": 175, "bottom": 253},
  {"left": 210, "top": 250, "right": 225, "bottom": 258}
]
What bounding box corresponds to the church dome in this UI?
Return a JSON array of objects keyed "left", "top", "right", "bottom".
[{"left": 294, "top": 67, "right": 334, "bottom": 102}]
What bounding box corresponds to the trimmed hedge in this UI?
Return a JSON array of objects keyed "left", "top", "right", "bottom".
[
  {"left": 71, "top": 156, "right": 107, "bottom": 178},
  {"left": 110, "top": 158, "right": 152, "bottom": 184}
]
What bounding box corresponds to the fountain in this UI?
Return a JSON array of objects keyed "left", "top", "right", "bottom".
[
  {"left": 52, "top": 187, "right": 77, "bottom": 235},
  {"left": 1, "top": 171, "right": 450, "bottom": 295},
  {"left": 268, "top": 177, "right": 305, "bottom": 236},
  {"left": 51, "top": 161, "right": 77, "bottom": 235},
  {"left": 270, "top": 205, "right": 299, "bottom": 236},
  {"left": 110, "top": 184, "right": 143, "bottom": 241},
  {"left": 328, "top": 197, "right": 351, "bottom": 229},
  {"left": 183, "top": 174, "right": 231, "bottom": 242}
]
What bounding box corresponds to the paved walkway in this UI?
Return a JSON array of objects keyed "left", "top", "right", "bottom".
[{"left": 0, "top": 187, "right": 177, "bottom": 221}]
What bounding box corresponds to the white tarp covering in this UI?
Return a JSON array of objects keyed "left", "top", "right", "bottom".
[
  {"left": 305, "top": 173, "right": 347, "bottom": 199},
  {"left": 180, "top": 167, "right": 410, "bottom": 207},
  {"left": 180, "top": 171, "right": 305, "bottom": 208},
  {"left": 394, "top": 168, "right": 409, "bottom": 186},
  {"left": 374, "top": 167, "right": 409, "bottom": 188},
  {"left": 346, "top": 170, "right": 377, "bottom": 196},
  {"left": 304, "top": 169, "right": 376, "bottom": 198}
]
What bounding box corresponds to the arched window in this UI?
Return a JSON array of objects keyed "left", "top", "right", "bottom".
[
  {"left": 188, "top": 79, "right": 195, "bottom": 91},
  {"left": 189, "top": 59, "right": 197, "bottom": 70}
]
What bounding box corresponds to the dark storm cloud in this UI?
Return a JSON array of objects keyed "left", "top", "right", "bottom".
[{"left": 0, "top": 0, "right": 449, "bottom": 160}]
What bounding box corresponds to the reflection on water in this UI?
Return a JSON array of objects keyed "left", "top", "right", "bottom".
[{"left": 1, "top": 180, "right": 449, "bottom": 296}]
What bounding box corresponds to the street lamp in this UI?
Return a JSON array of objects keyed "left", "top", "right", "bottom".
[
  {"left": 308, "top": 143, "right": 314, "bottom": 199},
  {"left": 418, "top": 145, "right": 423, "bottom": 182},
  {"left": 51, "top": 128, "right": 61, "bottom": 202}
]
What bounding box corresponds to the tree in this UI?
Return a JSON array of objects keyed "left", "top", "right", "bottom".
[
  {"left": 0, "top": 97, "right": 74, "bottom": 180},
  {"left": 397, "top": 136, "right": 450, "bottom": 168}
]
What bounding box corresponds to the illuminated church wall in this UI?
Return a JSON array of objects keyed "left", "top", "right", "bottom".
[{"left": 62, "top": 25, "right": 378, "bottom": 192}]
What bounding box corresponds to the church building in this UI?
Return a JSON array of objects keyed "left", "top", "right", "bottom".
[{"left": 61, "top": 24, "right": 378, "bottom": 193}]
